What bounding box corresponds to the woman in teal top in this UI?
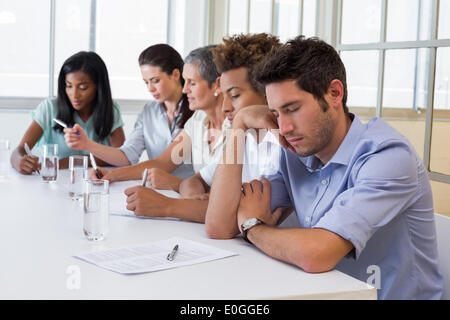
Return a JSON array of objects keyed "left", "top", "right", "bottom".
[{"left": 10, "top": 51, "right": 125, "bottom": 174}]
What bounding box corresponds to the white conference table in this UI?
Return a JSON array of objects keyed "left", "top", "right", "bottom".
[{"left": 0, "top": 169, "right": 377, "bottom": 300}]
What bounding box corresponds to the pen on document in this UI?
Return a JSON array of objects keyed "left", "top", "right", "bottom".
[
  {"left": 52, "top": 118, "right": 81, "bottom": 135},
  {"left": 89, "top": 153, "right": 103, "bottom": 179},
  {"left": 167, "top": 244, "right": 178, "bottom": 261},
  {"left": 24, "top": 143, "right": 40, "bottom": 175},
  {"left": 141, "top": 168, "right": 149, "bottom": 187}
]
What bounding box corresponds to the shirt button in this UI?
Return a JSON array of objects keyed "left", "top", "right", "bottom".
[
  {"left": 321, "top": 179, "right": 328, "bottom": 185},
  {"left": 305, "top": 217, "right": 311, "bottom": 222}
]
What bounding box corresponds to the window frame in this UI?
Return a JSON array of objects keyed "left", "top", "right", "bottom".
[
  {"left": 3, "top": 0, "right": 448, "bottom": 185},
  {"left": 0, "top": 0, "right": 175, "bottom": 113},
  {"left": 224, "top": 0, "right": 318, "bottom": 38},
  {"left": 335, "top": 0, "right": 450, "bottom": 184}
]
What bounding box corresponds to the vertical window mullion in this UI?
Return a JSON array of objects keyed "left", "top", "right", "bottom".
[
  {"left": 314, "top": 0, "right": 320, "bottom": 37},
  {"left": 166, "top": 0, "right": 172, "bottom": 43},
  {"left": 424, "top": 0, "right": 439, "bottom": 171},
  {"left": 376, "top": 0, "right": 388, "bottom": 118},
  {"left": 247, "top": 0, "right": 251, "bottom": 34},
  {"left": 299, "top": 0, "right": 304, "bottom": 36},
  {"left": 226, "top": 0, "right": 231, "bottom": 36},
  {"left": 335, "top": 0, "right": 342, "bottom": 48},
  {"left": 271, "top": 0, "right": 277, "bottom": 36},
  {"left": 89, "top": 0, "right": 97, "bottom": 51},
  {"left": 412, "top": 0, "right": 423, "bottom": 112},
  {"left": 49, "top": 0, "right": 56, "bottom": 98},
  {"left": 206, "top": 0, "right": 213, "bottom": 44}
]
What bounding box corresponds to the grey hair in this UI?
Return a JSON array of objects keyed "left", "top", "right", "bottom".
[{"left": 184, "top": 45, "right": 220, "bottom": 87}]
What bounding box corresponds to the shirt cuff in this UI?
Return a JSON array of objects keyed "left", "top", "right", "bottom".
[{"left": 119, "top": 145, "right": 140, "bottom": 165}]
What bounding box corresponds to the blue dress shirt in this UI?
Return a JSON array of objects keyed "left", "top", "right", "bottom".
[
  {"left": 119, "top": 100, "right": 195, "bottom": 179},
  {"left": 268, "top": 114, "right": 444, "bottom": 300}
]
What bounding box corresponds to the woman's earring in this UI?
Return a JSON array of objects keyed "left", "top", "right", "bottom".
[{"left": 214, "top": 92, "right": 219, "bottom": 97}]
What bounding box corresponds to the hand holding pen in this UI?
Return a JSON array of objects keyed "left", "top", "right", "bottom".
[
  {"left": 21, "top": 143, "right": 40, "bottom": 175},
  {"left": 53, "top": 118, "right": 80, "bottom": 135},
  {"left": 61, "top": 126, "right": 90, "bottom": 153},
  {"left": 141, "top": 168, "right": 149, "bottom": 187},
  {"left": 89, "top": 153, "right": 103, "bottom": 179},
  {"left": 88, "top": 166, "right": 111, "bottom": 181}
]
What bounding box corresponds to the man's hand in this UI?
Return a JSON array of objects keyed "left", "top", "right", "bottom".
[
  {"left": 232, "top": 105, "right": 277, "bottom": 131},
  {"left": 179, "top": 173, "right": 209, "bottom": 198},
  {"left": 237, "top": 178, "right": 284, "bottom": 232},
  {"left": 146, "top": 168, "right": 182, "bottom": 191},
  {"left": 124, "top": 186, "right": 169, "bottom": 217},
  {"left": 232, "top": 105, "right": 295, "bottom": 153}
]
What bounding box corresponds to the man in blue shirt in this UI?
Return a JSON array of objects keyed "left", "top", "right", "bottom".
[{"left": 231, "top": 36, "right": 444, "bottom": 299}]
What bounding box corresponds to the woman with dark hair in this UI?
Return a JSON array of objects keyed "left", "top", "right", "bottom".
[
  {"left": 10, "top": 51, "right": 125, "bottom": 173},
  {"left": 93, "top": 45, "right": 229, "bottom": 194},
  {"left": 65, "top": 43, "right": 195, "bottom": 180}
]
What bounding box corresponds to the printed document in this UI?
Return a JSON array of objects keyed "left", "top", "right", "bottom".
[{"left": 74, "top": 237, "right": 237, "bottom": 274}]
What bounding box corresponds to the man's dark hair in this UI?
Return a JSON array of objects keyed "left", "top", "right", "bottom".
[
  {"left": 211, "top": 33, "right": 281, "bottom": 94},
  {"left": 255, "top": 36, "right": 349, "bottom": 115}
]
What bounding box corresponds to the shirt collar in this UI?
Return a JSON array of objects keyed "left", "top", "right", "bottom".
[
  {"left": 157, "top": 99, "right": 184, "bottom": 115},
  {"left": 328, "top": 113, "right": 364, "bottom": 166},
  {"left": 157, "top": 100, "right": 185, "bottom": 133},
  {"left": 73, "top": 112, "right": 90, "bottom": 125},
  {"left": 297, "top": 113, "right": 365, "bottom": 171},
  {"left": 202, "top": 116, "right": 231, "bottom": 152}
]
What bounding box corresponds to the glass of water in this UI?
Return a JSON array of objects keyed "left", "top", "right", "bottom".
[
  {"left": 69, "top": 155, "right": 88, "bottom": 200},
  {"left": 42, "top": 144, "right": 58, "bottom": 183},
  {"left": 0, "top": 139, "right": 10, "bottom": 179},
  {"left": 83, "top": 179, "right": 109, "bottom": 241}
]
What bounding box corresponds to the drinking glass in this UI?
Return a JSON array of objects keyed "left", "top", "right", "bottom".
[
  {"left": 0, "top": 139, "right": 10, "bottom": 179},
  {"left": 42, "top": 144, "right": 58, "bottom": 183},
  {"left": 83, "top": 179, "right": 109, "bottom": 241},
  {"left": 69, "top": 155, "right": 88, "bottom": 200}
]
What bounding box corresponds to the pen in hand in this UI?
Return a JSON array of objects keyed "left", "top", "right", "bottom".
[
  {"left": 53, "top": 118, "right": 81, "bottom": 136},
  {"left": 89, "top": 153, "right": 103, "bottom": 179},
  {"left": 141, "top": 168, "right": 148, "bottom": 187},
  {"left": 24, "top": 143, "right": 40, "bottom": 175},
  {"left": 167, "top": 244, "right": 178, "bottom": 261}
]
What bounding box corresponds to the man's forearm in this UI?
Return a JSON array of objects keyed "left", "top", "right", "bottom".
[
  {"left": 205, "top": 131, "right": 246, "bottom": 239},
  {"left": 179, "top": 174, "right": 208, "bottom": 197},
  {"left": 247, "top": 226, "right": 353, "bottom": 273},
  {"left": 205, "top": 163, "right": 242, "bottom": 238},
  {"left": 166, "top": 198, "right": 209, "bottom": 223}
]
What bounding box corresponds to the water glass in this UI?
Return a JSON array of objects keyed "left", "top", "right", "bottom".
[
  {"left": 69, "top": 155, "right": 88, "bottom": 200},
  {"left": 83, "top": 179, "right": 109, "bottom": 241},
  {"left": 42, "top": 144, "right": 58, "bottom": 183},
  {"left": 0, "top": 139, "right": 10, "bottom": 179}
]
